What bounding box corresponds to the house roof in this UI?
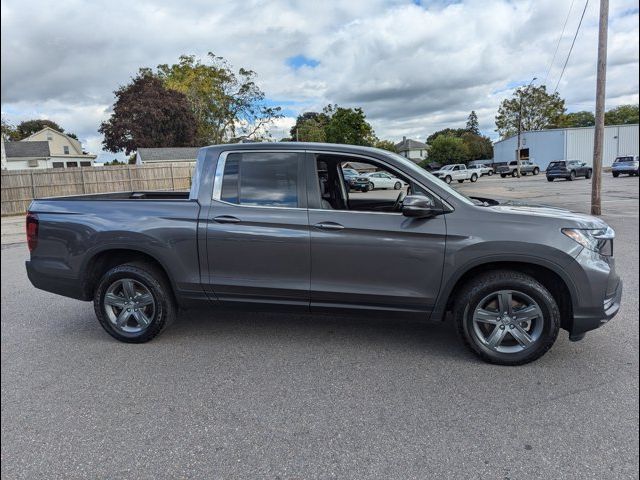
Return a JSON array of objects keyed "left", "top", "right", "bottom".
[
  {"left": 343, "top": 161, "right": 377, "bottom": 171},
  {"left": 395, "top": 138, "right": 427, "bottom": 151},
  {"left": 4, "top": 141, "right": 50, "bottom": 158},
  {"left": 137, "top": 147, "right": 201, "bottom": 162}
]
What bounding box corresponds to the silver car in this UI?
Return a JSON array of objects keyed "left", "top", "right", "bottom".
[{"left": 612, "top": 155, "right": 640, "bottom": 177}]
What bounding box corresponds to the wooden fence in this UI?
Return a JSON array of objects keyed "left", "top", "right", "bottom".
[{"left": 1, "top": 163, "right": 196, "bottom": 216}]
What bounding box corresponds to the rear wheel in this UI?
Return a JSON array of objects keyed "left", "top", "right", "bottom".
[
  {"left": 613, "top": 172, "right": 619, "bottom": 178},
  {"left": 568, "top": 171, "right": 576, "bottom": 181},
  {"left": 500, "top": 174, "right": 507, "bottom": 178},
  {"left": 585, "top": 169, "right": 592, "bottom": 179},
  {"left": 533, "top": 168, "right": 540, "bottom": 175},
  {"left": 94, "top": 262, "right": 176, "bottom": 343},
  {"left": 547, "top": 177, "right": 554, "bottom": 182},
  {"left": 470, "top": 173, "right": 478, "bottom": 182},
  {"left": 444, "top": 176, "right": 452, "bottom": 184},
  {"left": 457, "top": 179, "right": 465, "bottom": 183},
  {"left": 511, "top": 170, "right": 518, "bottom": 177},
  {"left": 454, "top": 270, "right": 560, "bottom": 365},
  {"left": 488, "top": 170, "right": 494, "bottom": 176}
]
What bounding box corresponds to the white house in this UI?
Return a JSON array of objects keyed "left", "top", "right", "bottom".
[
  {"left": 1, "top": 127, "right": 97, "bottom": 170},
  {"left": 395, "top": 137, "right": 428, "bottom": 163},
  {"left": 493, "top": 124, "right": 639, "bottom": 170}
]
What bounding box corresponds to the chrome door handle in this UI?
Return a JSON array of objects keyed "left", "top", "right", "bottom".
[
  {"left": 314, "top": 222, "right": 344, "bottom": 231},
  {"left": 213, "top": 215, "right": 240, "bottom": 224}
]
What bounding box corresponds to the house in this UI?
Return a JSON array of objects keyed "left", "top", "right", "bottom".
[
  {"left": 395, "top": 137, "right": 428, "bottom": 163},
  {"left": 493, "top": 124, "right": 639, "bottom": 170},
  {"left": 1, "top": 127, "right": 97, "bottom": 170},
  {"left": 136, "top": 147, "right": 201, "bottom": 164},
  {"left": 342, "top": 161, "right": 378, "bottom": 173}
]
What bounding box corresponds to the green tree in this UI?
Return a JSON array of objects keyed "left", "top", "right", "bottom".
[
  {"left": 323, "top": 104, "right": 376, "bottom": 146},
  {"left": 290, "top": 112, "right": 329, "bottom": 142},
  {"left": 559, "top": 111, "right": 595, "bottom": 128},
  {"left": 374, "top": 139, "right": 397, "bottom": 152},
  {"left": 99, "top": 72, "right": 197, "bottom": 155},
  {"left": 605, "top": 104, "right": 639, "bottom": 125},
  {"left": 103, "top": 159, "right": 127, "bottom": 166},
  {"left": 427, "top": 135, "right": 469, "bottom": 165},
  {"left": 1, "top": 117, "right": 18, "bottom": 140},
  {"left": 426, "top": 128, "right": 467, "bottom": 145},
  {"left": 156, "top": 53, "right": 282, "bottom": 145},
  {"left": 466, "top": 111, "right": 480, "bottom": 134},
  {"left": 460, "top": 132, "right": 493, "bottom": 160},
  {"left": 495, "top": 85, "right": 566, "bottom": 138}
]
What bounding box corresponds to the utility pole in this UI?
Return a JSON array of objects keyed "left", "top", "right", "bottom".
[
  {"left": 516, "top": 77, "right": 537, "bottom": 177},
  {"left": 591, "top": 0, "right": 608, "bottom": 216}
]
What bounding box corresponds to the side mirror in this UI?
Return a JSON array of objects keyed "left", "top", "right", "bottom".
[{"left": 402, "top": 195, "right": 444, "bottom": 218}]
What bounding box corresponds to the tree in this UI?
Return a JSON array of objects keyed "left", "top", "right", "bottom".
[
  {"left": 604, "top": 104, "right": 639, "bottom": 125},
  {"left": 99, "top": 72, "right": 197, "bottom": 155},
  {"left": 427, "top": 135, "right": 469, "bottom": 165},
  {"left": 323, "top": 105, "right": 376, "bottom": 146},
  {"left": 1, "top": 117, "right": 18, "bottom": 140},
  {"left": 460, "top": 132, "right": 493, "bottom": 160},
  {"left": 374, "top": 139, "right": 397, "bottom": 152},
  {"left": 103, "top": 159, "right": 127, "bottom": 166},
  {"left": 290, "top": 112, "right": 329, "bottom": 142},
  {"left": 156, "top": 53, "right": 282, "bottom": 145},
  {"left": 466, "top": 111, "right": 479, "bottom": 134},
  {"left": 426, "top": 128, "right": 467, "bottom": 145},
  {"left": 495, "top": 85, "right": 566, "bottom": 138},
  {"left": 559, "top": 111, "right": 595, "bottom": 128}
]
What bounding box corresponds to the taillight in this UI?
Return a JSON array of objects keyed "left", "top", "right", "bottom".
[{"left": 26, "top": 212, "right": 38, "bottom": 252}]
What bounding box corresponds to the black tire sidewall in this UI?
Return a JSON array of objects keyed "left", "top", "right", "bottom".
[
  {"left": 455, "top": 273, "right": 560, "bottom": 365},
  {"left": 93, "top": 264, "right": 174, "bottom": 343}
]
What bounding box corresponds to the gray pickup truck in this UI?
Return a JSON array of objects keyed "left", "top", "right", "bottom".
[{"left": 26, "top": 143, "right": 622, "bottom": 365}]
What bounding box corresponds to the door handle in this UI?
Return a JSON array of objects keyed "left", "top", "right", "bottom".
[
  {"left": 213, "top": 215, "right": 240, "bottom": 224},
  {"left": 313, "top": 222, "right": 344, "bottom": 231}
]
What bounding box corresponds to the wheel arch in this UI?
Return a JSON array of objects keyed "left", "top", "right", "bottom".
[
  {"left": 81, "top": 247, "right": 176, "bottom": 305},
  {"left": 435, "top": 260, "right": 575, "bottom": 331}
]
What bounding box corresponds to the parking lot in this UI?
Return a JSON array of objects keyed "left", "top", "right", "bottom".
[{"left": 1, "top": 174, "right": 638, "bottom": 479}]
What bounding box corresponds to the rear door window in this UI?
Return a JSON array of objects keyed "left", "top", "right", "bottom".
[{"left": 220, "top": 152, "right": 302, "bottom": 207}]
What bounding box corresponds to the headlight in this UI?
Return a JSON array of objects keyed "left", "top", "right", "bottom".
[{"left": 562, "top": 227, "right": 614, "bottom": 255}]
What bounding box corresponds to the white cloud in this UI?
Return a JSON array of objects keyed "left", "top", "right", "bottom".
[{"left": 1, "top": 0, "right": 638, "bottom": 154}]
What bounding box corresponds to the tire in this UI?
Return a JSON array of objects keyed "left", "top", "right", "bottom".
[
  {"left": 366, "top": 182, "right": 374, "bottom": 191},
  {"left": 500, "top": 174, "right": 507, "bottom": 178},
  {"left": 457, "top": 179, "right": 465, "bottom": 183},
  {"left": 568, "top": 171, "right": 576, "bottom": 181},
  {"left": 511, "top": 170, "right": 518, "bottom": 178},
  {"left": 444, "top": 176, "right": 452, "bottom": 184},
  {"left": 454, "top": 270, "right": 560, "bottom": 365},
  {"left": 93, "top": 262, "right": 176, "bottom": 343},
  {"left": 488, "top": 170, "right": 494, "bottom": 176},
  {"left": 547, "top": 177, "right": 554, "bottom": 182},
  {"left": 470, "top": 174, "right": 478, "bottom": 183},
  {"left": 585, "top": 169, "right": 592, "bottom": 179},
  {"left": 613, "top": 172, "right": 619, "bottom": 178},
  {"left": 522, "top": 172, "right": 527, "bottom": 176},
  {"left": 394, "top": 181, "right": 401, "bottom": 190},
  {"left": 533, "top": 168, "right": 540, "bottom": 175}
]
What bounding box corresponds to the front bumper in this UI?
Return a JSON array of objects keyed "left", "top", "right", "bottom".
[{"left": 565, "top": 249, "right": 623, "bottom": 340}]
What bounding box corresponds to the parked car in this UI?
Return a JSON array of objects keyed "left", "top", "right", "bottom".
[
  {"left": 496, "top": 160, "right": 541, "bottom": 178},
  {"left": 546, "top": 160, "right": 593, "bottom": 181},
  {"left": 352, "top": 171, "right": 404, "bottom": 191},
  {"left": 342, "top": 168, "right": 360, "bottom": 190},
  {"left": 611, "top": 155, "right": 640, "bottom": 177},
  {"left": 25, "top": 143, "right": 622, "bottom": 365},
  {"left": 467, "top": 164, "right": 494, "bottom": 176},
  {"left": 422, "top": 162, "right": 442, "bottom": 172},
  {"left": 431, "top": 164, "right": 479, "bottom": 184}
]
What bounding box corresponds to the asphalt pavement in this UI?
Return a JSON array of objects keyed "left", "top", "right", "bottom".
[{"left": 1, "top": 174, "right": 638, "bottom": 479}]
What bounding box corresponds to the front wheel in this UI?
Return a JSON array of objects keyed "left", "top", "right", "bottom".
[
  {"left": 444, "top": 176, "right": 452, "bottom": 184},
  {"left": 487, "top": 170, "right": 494, "bottom": 176},
  {"left": 500, "top": 174, "right": 507, "bottom": 178},
  {"left": 454, "top": 270, "right": 560, "bottom": 365},
  {"left": 94, "top": 262, "right": 176, "bottom": 343},
  {"left": 533, "top": 168, "right": 540, "bottom": 175},
  {"left": 470, "top": 173, "right": 478, "bottom": 182},
  {"left": 613, "top": 172, "right": 619, "bottom": 178},
  {"left": 366, "top": 182, "right": 374, "bottom": 191},
  {"left": 568, "top": 171, "right": 576, "bottom": 181},
  {"left": 585, "top": 169, "right": 592, "bottom": 179},
  {"left": 394, "top": 181, "right": 401, "bottom": 190},
  {"left": 511, "top": 170, "right": 518, "bottom": 178},
  {"left": 547, "top": 177, "right": 554, "bottom": 182}
]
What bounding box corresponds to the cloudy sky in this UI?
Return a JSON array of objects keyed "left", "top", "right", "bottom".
[{"left": 1, "top": 0, "right": 638, "bottom": 162}]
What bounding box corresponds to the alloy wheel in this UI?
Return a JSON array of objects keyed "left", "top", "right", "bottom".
[
  {"left": 103, "top": 278, "right": 156, "bottom": 335},
  {"left": 471, "top": 290, "right": 544, "bottom": 354}
]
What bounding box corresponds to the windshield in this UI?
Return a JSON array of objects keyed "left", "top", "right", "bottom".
[
  {"left": 615, "top": 156, "right": 634, "bottom": 162},
  {"left": 384, "top": 152, "right": 475, "bottom": 206},
  {"left": 441, "top": 165, "right": 454, "bottom": 170}
]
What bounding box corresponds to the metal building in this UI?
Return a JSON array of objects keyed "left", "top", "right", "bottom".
[{"left": 493, "top": 124, "right": 639, "bottom": 170}]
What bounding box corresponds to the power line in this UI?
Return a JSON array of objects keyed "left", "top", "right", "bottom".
[
  {"left": 543, "top": 0, "right": 576, "bottom": 86},
  {"left": 553, "top": 0, "right": 590, "bottom": 94}
]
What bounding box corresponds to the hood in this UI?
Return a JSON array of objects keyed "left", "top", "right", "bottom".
[{"left": 488, "top": 201, "right": 609, "bottom": 229}]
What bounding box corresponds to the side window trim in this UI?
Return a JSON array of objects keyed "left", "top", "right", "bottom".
[{"left": 212, "top": 150, "right": 307, "bottom": 209}]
